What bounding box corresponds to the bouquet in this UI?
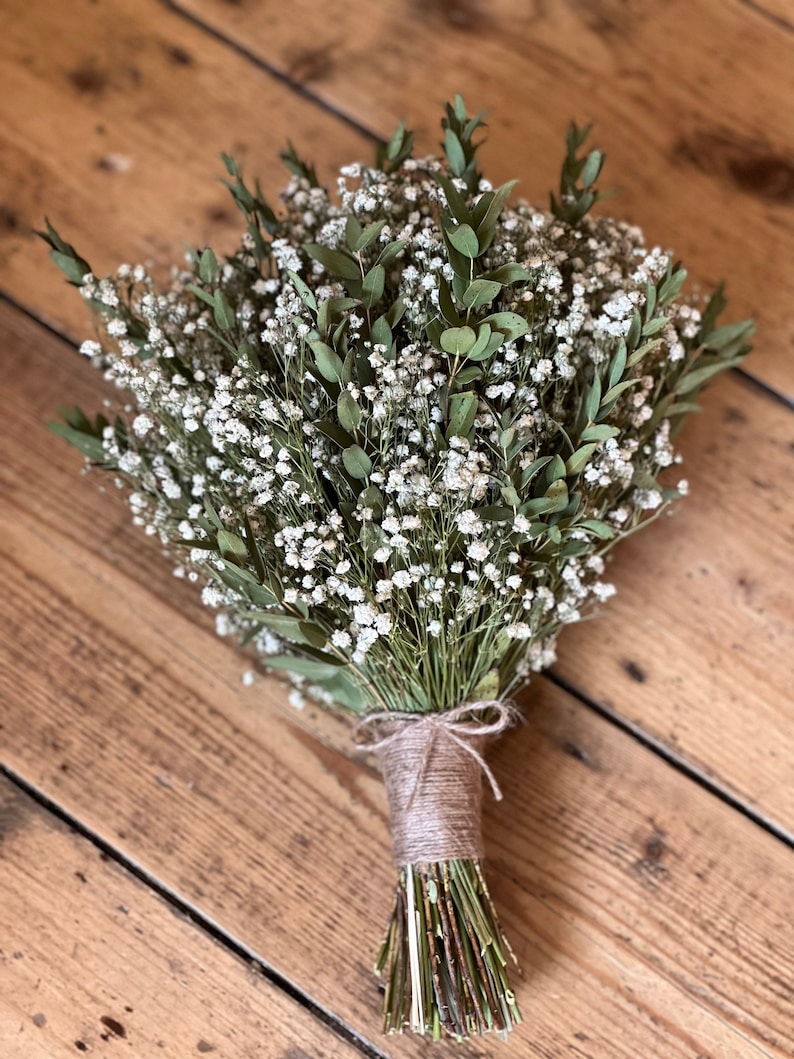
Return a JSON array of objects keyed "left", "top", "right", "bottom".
[{"left": 42, "top": 97, "right": 753, "bottom": 1041}]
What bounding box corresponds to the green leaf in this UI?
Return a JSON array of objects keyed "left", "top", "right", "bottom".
[
  {"left": 344, "top": 215, "right": 362, "bottom": 250},
  {"left": 449, "top": 366, "right": 479, "bottom": 388},
  {"left": 304, "top": 243, "right": 361, "bottom": 282},
  {"left": 213, "top": 290, "right": 235, "bottom": 331},
  {"left": 658, "top": 268, "right": 687, "bottom": 305},
  {"left": 265, "top": 655, "right": 343, "bottom": 679},
  {"left": 385, "top": 121, "right": 407, "bottom": 161},
  {"left": 287, "top": 270, "right": 318, "bottom": 313},
  {"left": 476, "top": 180, "right": 518, "bottom": 248},
  {"left": 565, "top": 443, "right": 598, "bottom": 476},
  {"left": 462, "top": 278, "right": 501, "bottom": 309},
  {"left": 444, "top": 128, "right": 467, "bottom": 176},
  {"left": 641, "top": 316, "right": 669, "bottom": 338},
  {"left": 608, "top": 340, "right": 628, "bottom": 390},
  {"left": 438, "top": 277, "right": 462, "bottom": 325},
  {"left": 48, "top": 421, "right": 106, "bottom": 461},
  {"left": 359, "top": 521, "right": 387, "bottom": 558},
  {"left": 199, "top": 247, "right": 219, "bottom": 283},
  {"left": 627, "top": 338, "right": 662, "bottom": 368},
  {"left": 545, "top": 454, "right": 566, "bottom": 484},
  {"left": 386, "top": 297, "right": 405, "bottom": 328},
  {"left": 645, "top": 281, "right": 657, "bottom": 321},
  {"left": 698, "top": 282, "right": 727, "bottom": 338},
  {"left": 477, "top": 505, "right": 514, "bottom": 522},
  {"left": 471, "top": 669, "right": 500, "bottom": 701},
  {"left": 203, "top": 496, "right": 225, "bottom": 532},
  {"left": 580, "top": 423, "right": 619, "bottom": 442},
  {"left": 446, "top": 391, "right": 479, "bottom": 440},
  {"left": 217, "top": 529, "right": 249, "bottom": 565},
  {"left": 432, "top": 172, "right": 470, "bottom": 225},
  {"left": 666, "top": 400, "right": 702, "bottom": 416},
  {"left": 602, "top": 378, "right": 640, "bottom": 405},
  {"left": 315, "top": 419, "right": 354, "bottom": 448},
  {"left": 49, "top": 250, "right": 90, "bottom": 284},
  {"left": 362, "top": 264, "right": 385, "bottom": 308},
  {"left": 310, "top": 340, "right": 344, "bottom": 382},
  {"left": 440, "top": 326, "right": 477, "bottom": 356},
  {"left": 500, "top": 485, "right": 521, "bottom": 507},
  {"left": 448, "top": 223, "right": 480, "bottom": 258},
  {"left": 522, "top": 496, "right": 558, "bottom": 516},
  {"left": 337, "top": 390, "right": 362, "bottom": 432},
  {"left": 626, "top": 312, "right": 642, "bottom": 349},
  {"left": 484, "top": 263, "right": 533, "bottom": 285},
  {"left": 353, "top": 219, "right": 386, "bottom": 252},
  {"left": 702, "top": 320, "right": 755, "bottom": 351},
  {"left": 519, "top": 455, "right": 553, "bottom": 489},
  {"left": 676, "top": 359, "right": 738, "bottom": 394},
  {"left": 499, "top": 427, "right": 516, "bottom": 450},
  {"left": 187, "top": 283, "right": 218, "bottom": 308},
  {"left": 370, "top": 315, "right": 392, "bottom": 350},
  {"left": 342, "top": 444, "right": 372, "bottom": 479},
  {"left": 544, "top": 479, "right": 569, "bottom": 511},
  {"left": 320, "top": 669, "right": 365, "bottom": 711},
  {"left": 481, "top": 311, "right": 529, "bottom": 341},
  {"left": 375, "top": 239, "right": 407, "bottom": 268},
  {"left": 578, "top": 519, "right": 615, "bottom": 539},
  {"left": 584, "top": 374, "right": 602, "bottom": 422},
  {"left": 249, "top": 613, "right": 322, "bottom": 646},
  {"left": 581, "top": 149, "right": 604, "bottom": 189}
]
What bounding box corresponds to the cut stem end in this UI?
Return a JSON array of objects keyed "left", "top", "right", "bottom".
[{"left": 375, "top": 858, "right": 521, "bottom": 1040}]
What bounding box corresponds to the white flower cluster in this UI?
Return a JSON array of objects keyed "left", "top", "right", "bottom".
[{"left": 62, "top": 121, "right": 734, "bottom": 717}]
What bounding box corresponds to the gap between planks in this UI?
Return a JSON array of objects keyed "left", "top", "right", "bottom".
[{"left": 0, "top": 761, "right": 389, "bottom": 1059}]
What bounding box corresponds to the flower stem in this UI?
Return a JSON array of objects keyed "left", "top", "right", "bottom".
[{"left": 375, "top": 858, "right": 521, "bottom": 1039}]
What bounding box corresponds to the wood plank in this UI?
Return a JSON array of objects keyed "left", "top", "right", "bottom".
[
  {"left": 0, "top": 0, "right": 370, "bottom": 340},
  {"left": 1, "top": 500, "right": 792, "bottom": 1057},
  {"left": 0, "top": 776, "right": 367, "bottom": 1059},
  {"left": 174, "top": 0, "right": 794, "bottom": 400},
  {"left": 2, "top": 298, "right": 792, "bottom": 827},
  {"left": 555, "top": 372, "right": 794, "bottom": 829}
]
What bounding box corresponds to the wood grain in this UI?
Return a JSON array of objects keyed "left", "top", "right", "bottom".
[
  {"left": 2, "top": 505, "right": 793, "bottom": 1056},
  {"left": 554, "top": 371, "right": 794, "bottom": 831},
  {"left": 2, "top": 299, "right": 791, "bottom": 829},
  {"left": 0, "top": 776, "right": 365, "bottom": 1059},
  {"left": 0, "top": 0, "right": 370, "bottom": 338},
  {"left": 174, "top": 0, "right": 794, "bottom": 400}
]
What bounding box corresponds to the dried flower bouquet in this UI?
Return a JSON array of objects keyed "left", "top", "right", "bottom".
[{"left": 43, "top": 97, "right": 752, "bottom": 1040}]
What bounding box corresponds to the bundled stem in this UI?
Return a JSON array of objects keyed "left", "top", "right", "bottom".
[{"left": 376, "top": 859, "right": 521, "bottom": 1039}]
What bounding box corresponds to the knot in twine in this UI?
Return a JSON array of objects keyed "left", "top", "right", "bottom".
[{"left": 355, "top": 700, "right": 519, "bottom": 866}]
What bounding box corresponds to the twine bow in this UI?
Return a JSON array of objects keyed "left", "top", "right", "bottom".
[{"left": 355, "top": 700, "right": 520, "bottom": 865}]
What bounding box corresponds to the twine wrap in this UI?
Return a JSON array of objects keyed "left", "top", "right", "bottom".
[{"left": 356, "top": 701, "right": 518, "bottom": 866}]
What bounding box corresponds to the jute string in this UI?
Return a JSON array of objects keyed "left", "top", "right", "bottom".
[{"left": 355, "top": 701, "right": 519, "bottom": 866}]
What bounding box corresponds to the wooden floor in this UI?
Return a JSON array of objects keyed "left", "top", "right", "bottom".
[{"left": 1, "top": 1, "right": 793, "bottom": 1056}]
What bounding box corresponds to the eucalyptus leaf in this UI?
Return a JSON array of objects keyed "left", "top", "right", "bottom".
[
  {"left": 265, "top": 655, "right": 343, "bottom": 679},
  {"left": 311, "top": 341, "right": 344, "bottom": 382},
  {"left": 343, "top": 444, "right": 373, "bottom": 479},
  {"left": 446, "top": 391, "right": 479, "bottom": 440},
  {"left": 362, "top": 264, "right": 385, "bottom": 308},
  {"left": 462, "top": 278, "right": 501, "bottom": 310},
  {"left": 481, "top": 311, "right": 529, "bottom": 341},
  {"left": 440, "top": 326, "right": 477, "bottom": 356},
  {"left": 448, "top": 223, "right": 480, "bottom": 258},
  {"left": 337, "top": 390, "right": 363, "bottom": 432},
  {"left": 217, "top": 529, "right": 248, "bottom": 564},
  {"left": 304, "top": 243, "right": 361, "bottom": 282}
]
